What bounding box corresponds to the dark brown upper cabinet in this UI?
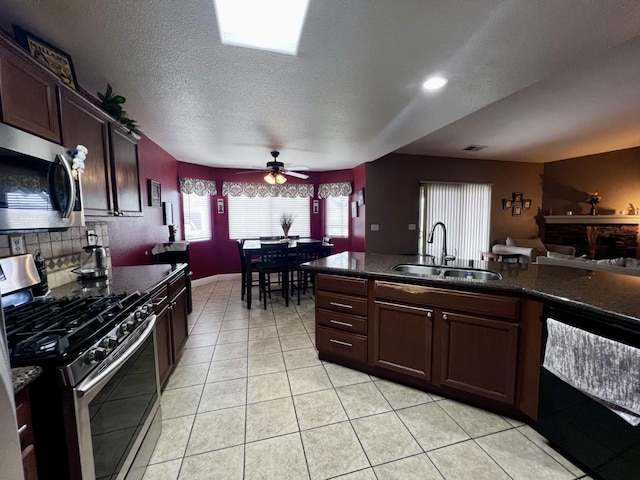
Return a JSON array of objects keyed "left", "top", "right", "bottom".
[
  {"left": 0, "top": 41, "right": 60, "bottom": 143},
  {"left": 59, "top": 88, "right": 114, "bottom": 216},
  {"left": 108, "top": 124, "right": 142, "bottom": 216}
]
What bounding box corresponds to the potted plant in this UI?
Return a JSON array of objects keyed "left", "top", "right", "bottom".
[
  {"left": 97, "top": 84, "right": 141, "bottom": 139},
  {"left": 585, "top": 192, "right": 601, "bottom": 215}
]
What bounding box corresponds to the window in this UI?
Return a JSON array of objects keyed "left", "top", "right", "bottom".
[
  {"left": 228, "top": 196, "right": 310, "bottom": 239},
  {"left": 419, "top": 182, "right": 491, "bottom": 260},
  {"left": 325, "top": 196, "right": 349, "bottom": 238},
  {"left": 183, "top": 193, "right": 211, "bottom": 241}
]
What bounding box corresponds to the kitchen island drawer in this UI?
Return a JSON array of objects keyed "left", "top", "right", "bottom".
[
  {"left": 317, "top": 326, "right": 367, "bottom": 363},
  {"left": 317, "top": 308, "right": 367, "bottom": 335},
  {"left": 316, "top": 291, "right": 368, "bottom": 316},
  {"left": 316, "top": 274, "right": 368, "bottom": 296}
]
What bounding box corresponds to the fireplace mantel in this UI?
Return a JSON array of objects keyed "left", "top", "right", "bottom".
[{"left": 544, "top": 215, "right": 640, "bottom": 225}]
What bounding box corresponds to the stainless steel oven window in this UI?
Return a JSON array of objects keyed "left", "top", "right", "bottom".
[{"left": 72, "top": 316, "right": 160, "bottom": 480}]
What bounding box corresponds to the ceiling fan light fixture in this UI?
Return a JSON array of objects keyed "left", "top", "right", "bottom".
[
  {"left": 264, "top": 173, "right": 276, "bottom": 184},
  {"left": 275, "top": 173, "right": 287, "bottom": 184}
]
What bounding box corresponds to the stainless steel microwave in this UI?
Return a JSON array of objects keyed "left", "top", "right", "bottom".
[{"left": 0, "top": 122, "right": 84, "bottom": 232}]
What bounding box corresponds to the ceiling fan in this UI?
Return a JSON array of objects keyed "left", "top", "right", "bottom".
[{"left": 236, "top": 151, "right": 309, "bottom": 184}]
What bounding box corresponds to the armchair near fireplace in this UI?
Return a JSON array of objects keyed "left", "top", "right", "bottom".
[{"left": 491, "top": 237, "right": 576, "bottom": 263}]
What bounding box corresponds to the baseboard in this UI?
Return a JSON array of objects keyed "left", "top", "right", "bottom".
[{"left": 191, "top": 273, "right": 242, "bottom": 287}]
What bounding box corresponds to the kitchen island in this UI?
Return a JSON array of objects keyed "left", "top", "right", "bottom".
[{"left": 303, "top": 252, "right": 640, "bottom": 480}]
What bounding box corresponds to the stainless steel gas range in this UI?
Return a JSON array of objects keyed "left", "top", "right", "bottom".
[{"left": 1, "top": 254, "right": 162, "bottom": 480}]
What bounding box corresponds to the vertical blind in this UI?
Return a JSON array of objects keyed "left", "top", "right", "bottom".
[
  {"left": 325, "top": 196, "right": 349, "bottom": 238},
  {"left": 227, "top": 196, "right": 311, "bottom": 239},
  {"left": 418, "top": 182, "right": 491, "bottom": 260}
]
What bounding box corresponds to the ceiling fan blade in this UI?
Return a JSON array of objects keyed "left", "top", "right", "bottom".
[
  {"left": 286, "top": 165, "right": 309, "bottom": 171},
  {"left": 285, "top": 170, "right": 309, "bottom": 179},
  {"left": 236, "top": 169, "right": 266, "bottom": 175}
]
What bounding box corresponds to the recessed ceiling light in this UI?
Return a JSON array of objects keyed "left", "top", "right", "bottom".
[
  {"left": 214, "top": 0, "right": 310, "bottom": 55},
  {"left": 422, "top": 76, "right": 448, "bottom": 90}
]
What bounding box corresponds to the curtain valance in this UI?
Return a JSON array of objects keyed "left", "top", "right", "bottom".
[
  {"left": 222, "top": 182, "right": 314, "bottom": 198},
  {"left": 318, "top": 182, "right": 353, "bottom": 198},
  {"left": 179, "top": 178, "right": 217, "bottom": 196}
]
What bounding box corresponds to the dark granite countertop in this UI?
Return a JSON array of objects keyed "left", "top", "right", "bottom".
[
  {"left": 49, "top": 263, "right": 188, "bottom": 299},
  {"left": 12, "top": 366, "right": 43, "bottom": 394},
  {"left": 303, "top": 252, "right": 640, "bottom": 325}
]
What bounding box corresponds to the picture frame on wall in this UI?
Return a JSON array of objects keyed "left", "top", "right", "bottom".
[
  {"left": 523, "top": 199, "right": 532, "bottom": 209},
  {"left": 313, "top": 199, "right": 319, "bottom": 214},
  {"left": 357, "top": 188, "right": 365, "bottom": 206},
  {"left": 13, "top": 25, "right": 79, "bottom": 90},
  {"left": 162, "top": 202, "right": 173, "bottom": 225},
  {"left": 217, "top": 198, "right": 225, "bottom": 214},
  {"left": 351, "top": 201, "right": 358, "bottom": 218},
  {"left": 512, "top": 192, "right": 523, "bottom": 203},
  {"left": 502, "top": 199, "right": 512, "bottom": 210},
  {"left": 512, "top": 205, "right": 522, "bottom": 216},
  {"left": 148, "top": 179, "right": 161, "bottom": 207}
]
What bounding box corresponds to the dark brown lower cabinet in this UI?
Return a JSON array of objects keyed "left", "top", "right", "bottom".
[
  {"left": 169, "top": 286, "right": 188, "bottom": 358},
  {"left": 372, "top": 301, "right": 433, "bottom": 380},
  {"left": 155, "top": 306, "right": 173, "bottom": 389},
  {"left": 434, "top": 311, "right": 519, "bottom": 404},
  {"left": 15, "top": 388, "right": 38, "bottom": 480}
]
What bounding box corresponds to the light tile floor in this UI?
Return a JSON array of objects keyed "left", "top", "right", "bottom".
[{"left": 143, "top": 280, "right": 593, "bottom": 480}]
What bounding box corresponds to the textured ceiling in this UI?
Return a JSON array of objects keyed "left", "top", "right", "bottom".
[{"left": 0, "top": 1, "right": 639, "bottom": 169}]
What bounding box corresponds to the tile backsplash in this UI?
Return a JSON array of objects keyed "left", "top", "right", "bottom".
[{"left": 0, "top": 221, "right": 111, "bottom": 289}]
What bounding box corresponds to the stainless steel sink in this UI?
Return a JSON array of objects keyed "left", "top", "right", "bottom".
[
  {"left": 442, "top": 268, "right": 502, "bottom": 281},
  {"left": 393, "top": 265, "right": 442, "bottom": 276},
  {"left": 393, "top": 264, "right": 501, "bottom": 281}
]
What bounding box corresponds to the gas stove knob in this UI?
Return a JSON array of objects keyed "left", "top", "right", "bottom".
[
  {"left": 104, "top": 336, "right": 118, "bottom": 348},
  {"left": 120, "top": 320, "right": 136, "bottom": 334},
  {"left": 87, "top": 347, "right": 108, "bottom": 365},
  {"left": 135, "top": 310, "right": 143, "bottom": 322}
]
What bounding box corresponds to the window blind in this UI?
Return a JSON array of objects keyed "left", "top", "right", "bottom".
[
  {"left": 325, "top": 196, "right": 349, "bottom": 238},
  {"left": 183, "top": 193, "right": 211, "bottom": 242},
  {"left": 419, "top": 182, "right": 491, "bottom": 260},
  {"left": 228, "top": 196, "right": 311, "bottom": 239}
]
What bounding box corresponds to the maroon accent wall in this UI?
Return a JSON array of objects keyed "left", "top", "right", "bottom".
[
  {"left": 176, "top": 163, "right": 356, "bottom": 279},
  {"left": 108, "top": 135, "right": 180, "bottom": 267},
  {"left": 351, "top": 163, "right": 367, "bottom": 252}
]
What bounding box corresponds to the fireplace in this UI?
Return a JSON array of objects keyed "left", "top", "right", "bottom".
[{"left": 544, "top": 216, "right": 639, "bottom": 258}]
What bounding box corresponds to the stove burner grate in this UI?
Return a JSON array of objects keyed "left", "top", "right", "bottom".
[{"left": 5, "top": 292, "right": 141, "bottom": 361}]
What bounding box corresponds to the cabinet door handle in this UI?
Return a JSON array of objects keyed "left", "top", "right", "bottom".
[
  {"left": 330, "top": 339, "right": 353, "bottom": 348},
  {"left": 426, "top": 312, "right": 432, "bottom": 318},
  {"left": 330, "top": 319, "right": 353, "bottom": 328},
  {"left": 442, "top": 313, "right": 448, "bottom": 320},
  {"left": 329, "top": 301, "right": 353, "bottom": 309},
  {"left": 18, "top": 424, "right": 27, "bottom": 436},
  {"left": 151, "top": 296, "right": 168, "bottom": 307}
]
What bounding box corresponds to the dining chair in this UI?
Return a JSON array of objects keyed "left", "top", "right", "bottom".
[
  {"left": 259, "top": 236, "right": 281, "bottom": 241},
  {"left": 257, "top": 242, "right": 290, "bottom": 309},
  {"left": 290, "top": 241, "right": 322, "bottom": 304},
  {"left": 236, "top": 239, "right": 260, "bottom": 300}
]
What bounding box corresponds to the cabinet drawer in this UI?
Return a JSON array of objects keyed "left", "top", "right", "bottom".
[
  {"left": 317, "top": 326, "right": 367, "bottom": 363},
  {"left": 150, "top": 285, "right": 169, "bottom": 314},
  {"left": 317, "top": 308, "right": 367, "bottom": 335},
  {"left": 375, "top": 281, "right": 520, "bottom": 320},
  {"left": 316, "top": 291, "right": 367, "bottom": 316},
  {"left": 168, "top": 272, "right": 186, "bottom": 300},
  {"left": 316, "top": 274, "right": 368, "bottom": 296}
]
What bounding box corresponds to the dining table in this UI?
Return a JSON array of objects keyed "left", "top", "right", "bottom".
[{"left": 242, "top": 238, "right": 332, "bottom": 309}]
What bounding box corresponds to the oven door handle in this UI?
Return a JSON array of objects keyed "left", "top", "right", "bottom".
[{"left": 75, "top": 314, "right": 157, "bottom": 398}]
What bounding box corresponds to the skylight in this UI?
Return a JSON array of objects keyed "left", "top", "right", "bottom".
[{"left": 214, "top": 0, "right": 310, "bottom": 55}]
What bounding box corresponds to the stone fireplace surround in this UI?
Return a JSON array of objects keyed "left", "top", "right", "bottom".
[{"left": 544, "top": 215, "right": 640, "bottom": 259}]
